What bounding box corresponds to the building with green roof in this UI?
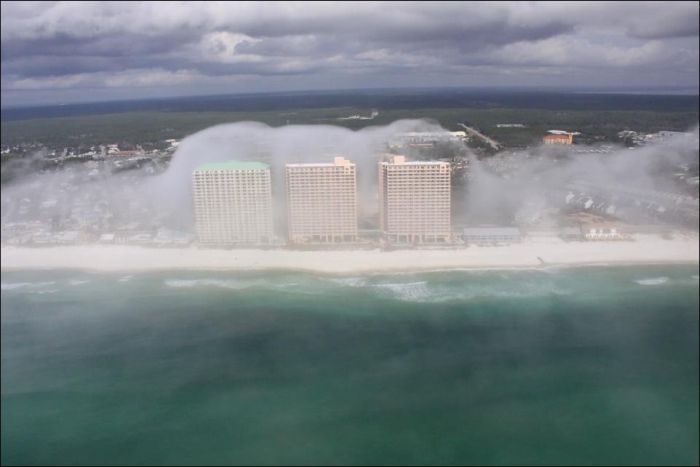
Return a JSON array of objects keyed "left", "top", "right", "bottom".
[{"left": 192, "top": 160, "right": 273, "bottom": 245}]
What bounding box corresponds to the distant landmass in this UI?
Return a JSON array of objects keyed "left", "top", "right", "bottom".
[{"left": 2, "top": 87, "right": 699, "bottom": 121}]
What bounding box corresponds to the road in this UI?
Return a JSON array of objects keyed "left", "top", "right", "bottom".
[{"left": 458, "top": 123, "right": 502, "bottom": 150}]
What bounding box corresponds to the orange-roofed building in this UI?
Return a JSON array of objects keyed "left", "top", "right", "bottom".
[{"left": 543, "top": 134, "right": 574, "bottom": 145}]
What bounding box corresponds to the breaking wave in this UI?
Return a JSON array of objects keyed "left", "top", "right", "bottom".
[
  {"left": 164, "top": 279, "right": 249, "bottom": 289},
  {"left": 634, "top": 277, "right": 670, "bottom": 286},
  {"left": 327, "top": 277, "right": 571, "bottom": 303},
  {"left": 68, "top": 279, "right": 90, "bottom": 286},
  {"left": 1, "top": 281, "right": 56, "bottom": 291},
  {"left": 163, "top": 277, "right": 303, "bottom": 292},
  {"left": 327, "top": 277, "right": 368, "bottom": 287},
  {"left": 372, "top": 281, "right": 433, "bottom": 301}
]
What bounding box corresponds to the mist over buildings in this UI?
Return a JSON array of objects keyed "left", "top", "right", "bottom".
[
  {"left": 155, "top": 120, "right": 700, "bottom": 230},
  {"left": 1, "top": 120, "right": 698, "bottom": 243},
  {"left": 464, "top": 127, "right": 700, "bottom": 227},
  {"left": 151, "top": 120, "right": 451, "bottom": 224}
]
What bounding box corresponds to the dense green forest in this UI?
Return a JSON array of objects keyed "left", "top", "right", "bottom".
[{"left": 2, "top": 106, "right": 697, "bottom": 150}]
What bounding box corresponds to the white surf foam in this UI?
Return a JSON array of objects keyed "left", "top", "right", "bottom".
[
  {"left": 444, "top": 282, "right": 571, "bottom": 302},
  {"left": 330, "top": 277, "right": 572, "bottom": 303},
  {"left": 164, "top": 277, "right": 295, "bottom": 290},
  {"left": 373, "top": 281, "right": 432, "bottom": 301},
  {"left": 164, "top": 278, "right": 248, "bottom": 289},
  {"left": 36, "top": 289, "right": 59, "bottom": 294},
  {"left": 634, "top": 277, "right": 669, "bottom": 286},
  {"left": 68, "top": 279, "right": 90, "bottom": 286},
  {"left": 327, "top": 277, "right": 368, "bottom": 287},
  {"left": 1, "top": 281, "right": 56, "bottom": 291}
]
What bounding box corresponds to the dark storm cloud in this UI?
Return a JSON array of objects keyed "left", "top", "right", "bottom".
[
  {"left": 625, "top": 4, "right": 700, "bottom": 39},
  {"left": 2, "top": 32, "right": 199, "bottom": 60},
  {"left": 1, "top": 1, "right": 698, "bottom": 105},
  {"left": 1, "top": 3, "right": 576, "bottom": 79},
  {"left": 3, "top": 55, "right": 128, "bottom": 78},
  {"left": 628, "top": 21, "right": 699, "bottom": 40}
]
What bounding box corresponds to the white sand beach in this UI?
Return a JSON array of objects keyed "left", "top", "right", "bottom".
[{"left": 1, "top": 234, "right": 698, "bottom": 274}]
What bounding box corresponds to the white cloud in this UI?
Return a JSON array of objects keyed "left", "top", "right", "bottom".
[
  {"left": 194, "top": 32, "right": 263, "bottom": 64},
  {"left": 7, "top": 73, "right": 89, "bottom": 90},
  {"left": 3, "top": 68, "right": 203, "bottom": 90},
  {"left": 490, "top": 36, "right": 696, "bottom": 69},
  {"left": 103, "top": 69, "right": 201, "bottom": 87}
]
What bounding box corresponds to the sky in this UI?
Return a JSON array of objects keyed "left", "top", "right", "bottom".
[{"left": 1, "top": 1, "right": 698, "bottom": 107}]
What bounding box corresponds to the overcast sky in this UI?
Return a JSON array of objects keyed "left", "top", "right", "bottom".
[{"left": 1, "top": 1, "right": 698, "bottom": 107}]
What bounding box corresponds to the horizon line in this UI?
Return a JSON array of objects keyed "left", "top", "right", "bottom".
[{"left": 2, "top": 85, "right": 699, "bottom": 111}]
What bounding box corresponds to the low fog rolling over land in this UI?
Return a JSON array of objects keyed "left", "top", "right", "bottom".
[
  {"left": 464, "top": 127, "right": 700, "bottom": 227},
  {"left": 151, "top": 120, "right": 450, "bottom": 226},
  {"left": 1, "top": 120, "right": 698, "bottom": 243},
  {"left": 2, "top": 1, "right": 699, "bottom": 465}
]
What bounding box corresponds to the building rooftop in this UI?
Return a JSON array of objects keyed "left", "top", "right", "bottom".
[
  {"left": 286, "top": 156, "right": 354, "bottom": 168},
  {"left": 386, "top": 161, "right": 449, "bottom": 165},
  {"left": 195, "top": 161, "right": 269, "bottom": 171},
  {"left": 381, "top": 155, "right": 449, "bottom": 166}
]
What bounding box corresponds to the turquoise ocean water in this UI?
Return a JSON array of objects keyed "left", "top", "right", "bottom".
[{"left": 1, "top": 265, "right": 698, "bottom": 465}]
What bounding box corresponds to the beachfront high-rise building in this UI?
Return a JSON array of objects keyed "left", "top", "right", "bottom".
[
  {"left": 286, "top": 156, "right": 358, "bottom": 243},
  {"left": 379, "top": 155, "right": 451, "bottom": 243},
  {"left": 192, "top": 161, "right": 273, "bottom": 244}
]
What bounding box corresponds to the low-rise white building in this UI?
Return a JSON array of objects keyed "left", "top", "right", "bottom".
[
  {"left": 584, "top": 225, "right": 627, "bottom": 241},
  {"left": 463, "top": 226, "right": 521, "bottom": 244},
  {"left": 99, "top": 233, "right": 116, "bottom": 244}
]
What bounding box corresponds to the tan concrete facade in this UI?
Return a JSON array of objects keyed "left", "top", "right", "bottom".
[
  {"left": 192, "top": 162, "right": 273, "bottom": 245},
  {"left": 286, "top": 156, "right": 358, "bottom": 243},
  {"left": 379, "top": 155, "right": 451, "bottom": 243}
]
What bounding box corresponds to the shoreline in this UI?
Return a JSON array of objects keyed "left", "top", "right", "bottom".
[
  {"left": 1, "top": 262, "right": 698, "bottom": 278},
  {"left": 2, "top": 235, "right": 698, "bottom": 274}
]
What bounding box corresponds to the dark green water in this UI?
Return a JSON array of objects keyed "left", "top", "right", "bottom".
[{"left": 2, "top": 265, "right": 698, "bottom": 466}]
